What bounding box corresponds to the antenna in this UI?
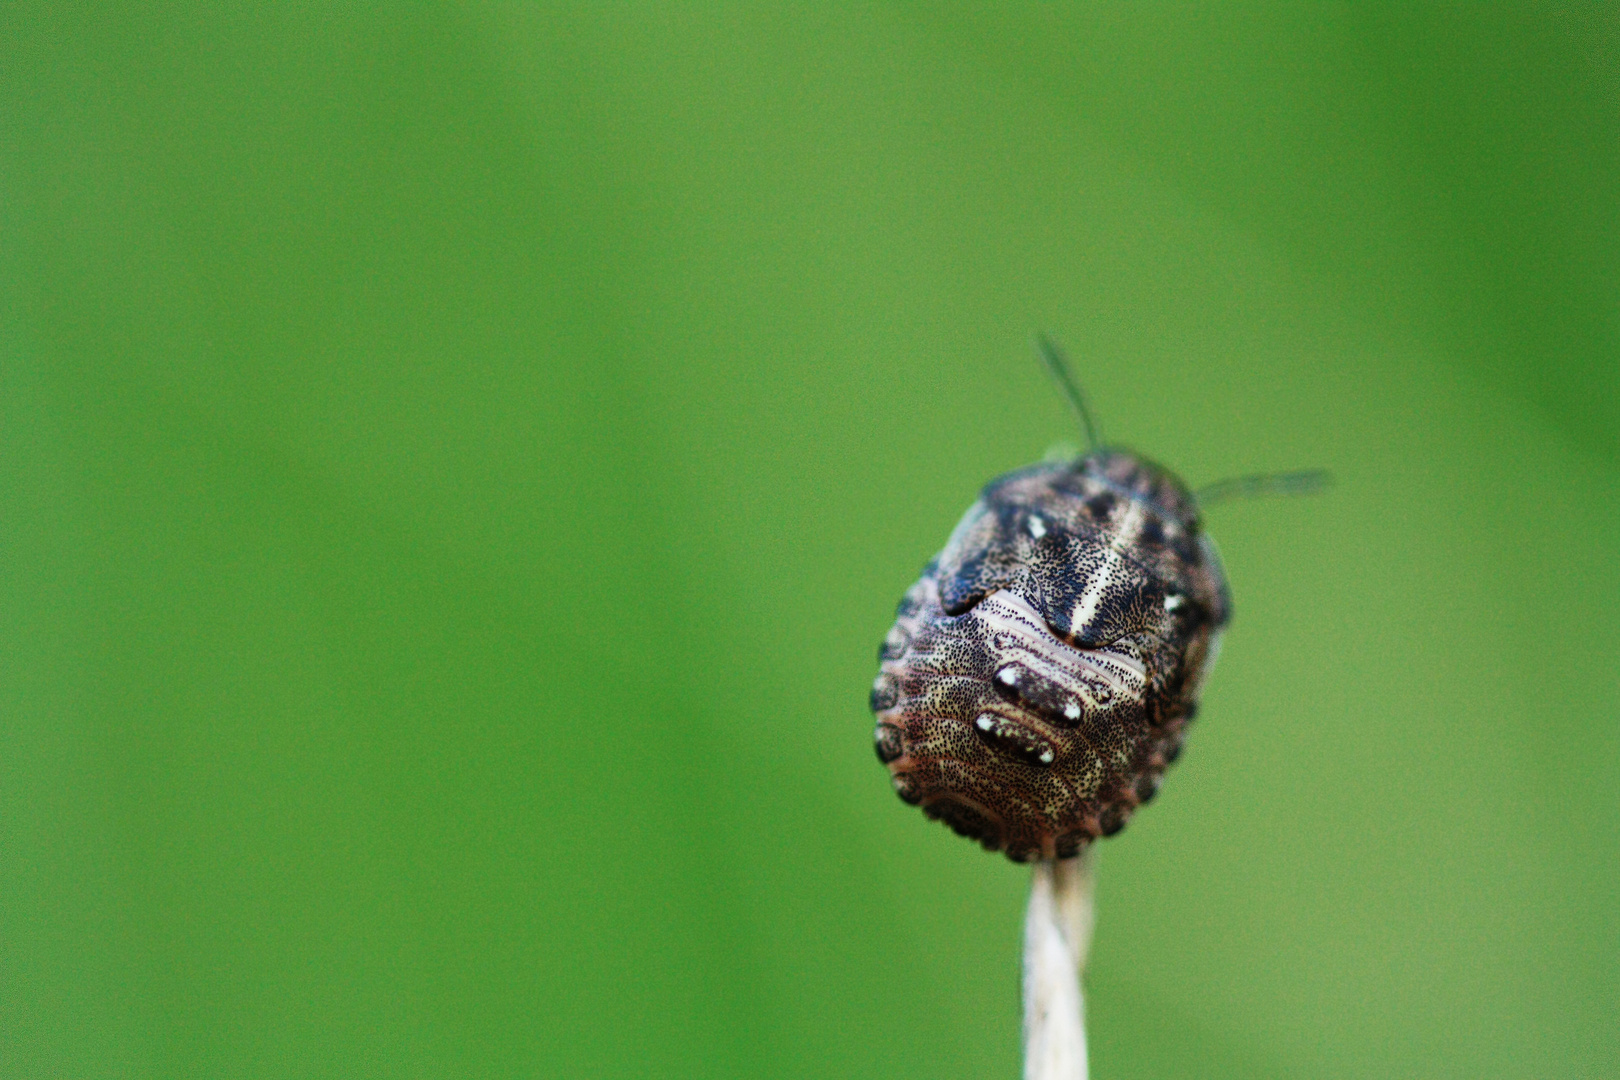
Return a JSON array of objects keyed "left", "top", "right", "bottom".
[
  {"left": 1195, "top": 470, "right": 1333, "bottom": 508},
  {"left": 1035, "top": 333, "right": 1102, "bottom": 453}
]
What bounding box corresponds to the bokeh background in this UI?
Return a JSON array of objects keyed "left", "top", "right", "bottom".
[{"left": 5, "top": 5, "right": 1618, "bottom": 1077}]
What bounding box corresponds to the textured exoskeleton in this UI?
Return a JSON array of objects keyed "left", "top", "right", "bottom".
[{"left": 870, "top": 449, "right": 1230, "bottom": 861}]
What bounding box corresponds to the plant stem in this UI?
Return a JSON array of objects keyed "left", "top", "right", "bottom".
[{"left": 1023, "top": 851, "right": 1095, "bottom": 1080}]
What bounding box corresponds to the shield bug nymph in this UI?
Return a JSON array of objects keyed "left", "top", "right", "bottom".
[{"left": 870, "top": 337, "right": 1324, "bottom": 862}]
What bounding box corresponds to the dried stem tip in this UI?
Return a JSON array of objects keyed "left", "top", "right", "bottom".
[{"left": 1023, "top": 853, "right": 1095, "bottom": 1080}]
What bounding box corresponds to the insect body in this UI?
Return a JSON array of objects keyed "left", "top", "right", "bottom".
[{"left": 871, "top": 445, "right": 1228, "bottom": 861}]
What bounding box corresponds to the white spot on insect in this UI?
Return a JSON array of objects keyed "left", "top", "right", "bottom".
[
  {"left": 1038, "top": 750, "right": 1054, "bottom": 764},
  {"left": 976, "top": 715, "right": 994, "bottom": 732},
  {"left": 998, "top": 668, "right": 1019, "bottom": 686},
  {"left": 1164, "top": 594, "right": 1185, "bottom": 612},
  {"left": 1063, "top": 701, "right": 1080, "bottom": 720},
  {"left": 1027, "top": 515, "right": 1047, "bottom": 539}
]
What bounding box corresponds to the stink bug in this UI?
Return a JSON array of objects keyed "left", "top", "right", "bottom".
[{"left": 870, "top": 338, "right": 1324, "bottom": 861}]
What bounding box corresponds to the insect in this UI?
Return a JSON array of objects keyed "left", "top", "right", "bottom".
[{"left": 870, "top": 337, "right": 1324, "bottom": 862}]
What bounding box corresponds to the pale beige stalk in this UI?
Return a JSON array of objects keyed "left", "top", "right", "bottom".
[{"left": 1023, "top": 852, "right": 1095, "bottom": 1080}]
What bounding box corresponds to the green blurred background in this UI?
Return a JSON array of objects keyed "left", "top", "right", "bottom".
[{"left": 5, "top": 5, "right": 1617, "bottom": 1077}]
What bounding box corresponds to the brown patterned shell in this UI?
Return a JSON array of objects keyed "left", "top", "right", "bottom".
[{"left": 870, "top": 449, "right": 1230, "bottom": 861}]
